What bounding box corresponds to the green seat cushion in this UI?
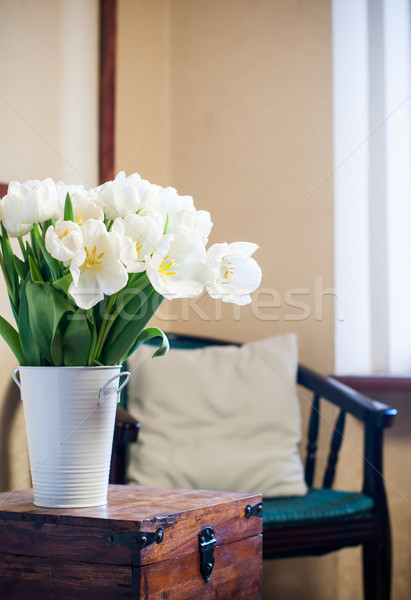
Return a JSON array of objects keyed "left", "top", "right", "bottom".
[{"left": 263, "top": 488, "right": 374, "bottom": 528}]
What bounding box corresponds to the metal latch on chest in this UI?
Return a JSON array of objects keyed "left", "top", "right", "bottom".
[{"left": 199, "top": 526, "right": 217, "bottom": 582}]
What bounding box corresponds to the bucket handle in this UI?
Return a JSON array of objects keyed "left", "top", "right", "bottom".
[
  {"left": 12, "top": 367, "right": 21, "bottom": 390},
  {"left": 98, "top": 371, "right": 131, "bottom": 406},
  {"left": 12, "top": 368, "right": 131, "bottom": 405}
]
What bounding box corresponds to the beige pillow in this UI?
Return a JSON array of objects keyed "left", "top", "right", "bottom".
[{"left": 126, "top": 334, "right": 307, "bottom": 497}]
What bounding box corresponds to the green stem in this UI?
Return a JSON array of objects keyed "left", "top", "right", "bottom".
[
  {"left": 91, "top": 273, "right": 152, "bottom": 363},
  {"left": 30, "top": 230, "right": 42, "bottom": 265},
  {"left": 18, "top": 237, "right": 26, "bottom": 259},
  {"left": 92, "top": 294, "right": 117, "bottom": 362}
]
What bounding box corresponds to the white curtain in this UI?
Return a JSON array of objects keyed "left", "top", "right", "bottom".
[{"left": 333, "top": 0, "right": 411, "bottom": 374}]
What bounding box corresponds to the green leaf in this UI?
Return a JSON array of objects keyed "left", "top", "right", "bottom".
[
  {"left": 53, "top": 272, "right": 72, "bottom": 296},
  {"left": 33, "top": 223, "right": 60, "bottom": 281},
  {"left": 42, "top": 218, "right": 55, "bottom": 233},
  {"left": 126, "top": 327, "right": 169, "bottom": 361},
  {"left": 100, "top": 289, "right": 164, "bottom": 365},
  {"left": 62, "top": 310, "right": 92, "bottom": 366},
  {"left": 91, "top": 274, "right": 151, "bottom": 363},
  {"left": 0, "top": 252, "right": 14, "bottom": 312},
  {"left": 92, "top": 295, "right": 106, "bottom": 333},
  {"left": 30, "top": 229, "right": 42, "bottom": 265},
  {"left": 0, "top": 225, "right": 19, "bottom": 309},
  {"left": 64, "top": 192, "right": 75, "bottom": 222},
  {"left": 18, "top": 276, "right": 44, "bottom": 365},
  {"left": 107, "top": 275, "right": 154, "bottom": 341},
  {"left": 14, "top": 256, "right": 29, "bottom": 280},
  {"left": 28, "top": 255, "right": 44, "bottom": 283},
  {"left": 0, "top": 316, "right": 27, "bottom": 365},
  {"left": 25, "top": 281, "right": 75, "bottom": 365}
]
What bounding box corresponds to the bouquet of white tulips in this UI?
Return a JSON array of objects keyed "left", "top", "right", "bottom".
[{"left": 0, "top": 172, "right": 261, "bottom": 367}]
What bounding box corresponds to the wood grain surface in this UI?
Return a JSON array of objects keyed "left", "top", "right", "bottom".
[
  {"left": 0, "top": 485, "right": 261, "bottom": 527},
  {"left": 0, "top": 555, "right": 132, "bottom": 599},
  {"left": 0, "top": 485, "right": 263, "bottom": 599},
  {"left": 138, "top": 535, "right": 262, "bottom": 600},
  {"left": 0, "top": 486, "right": 262, "bottom": 567}
]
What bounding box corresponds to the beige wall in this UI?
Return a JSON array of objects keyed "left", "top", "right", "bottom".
[
  {"left": 116, "top": 0, "right": 335, "bottom": 375},
  {"left": 116, "top": 0, "right": 169, "bottom": 186}
]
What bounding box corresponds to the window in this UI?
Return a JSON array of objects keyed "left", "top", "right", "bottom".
[{"left": 333, "top": 0, "right": 411, "bottom": 374}]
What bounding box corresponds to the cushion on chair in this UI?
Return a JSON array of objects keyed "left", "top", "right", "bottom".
[
  {"left": 263, "top": 488, "right": 374, "bottom": 528},
  {"left": 126, "top": 333, "right": 307, "bottom": 497}
]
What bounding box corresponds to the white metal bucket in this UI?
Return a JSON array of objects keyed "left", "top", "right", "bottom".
[{"left": 13, "top": 366, "right": 130, "bottom": 508}]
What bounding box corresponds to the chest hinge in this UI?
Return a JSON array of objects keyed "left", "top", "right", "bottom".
[
  {"left": 244, "top": 501, "right": 263, "bottom": 518},
  {"left": 103, "top": 527, "right": 164, "bottom": 550},
  {"left": 199, "top": 526, "right": 217, "bottom": 582}
]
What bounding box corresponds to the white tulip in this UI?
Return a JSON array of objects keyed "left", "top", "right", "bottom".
[
  {"left": 169, "top": 209, "right": 213, "bottom": 243},
  {"left": 148, "top": 188, "right": 194, "bottom": 220},
  {"left": 139, "top": 186, "right": 214, "bottom": 244},
  {"left": 146, "top": 233, "right": 208, "bottom": 299},
  {"left": 117, "top": 178, "right": 164, "bottom": 218},
  {"left": 68, "top": 219, "right": 128, "bottom": 310},
  {"left": 1, "top": 178, "right": 58, "bottom": 237},
  {"left": 55, "top": 182, "right": 86, "bottom": 220},
  {"left": 73, "top": 195, "right": 104, "bottom": 225},
  {"left": 92, "top": 171, "right": 125, "bottom": 219},
  {"left": 142, "top": 188, "right": 191, "bottom": 227},
  {"left": 45, "top": 221, "right": 84, "bottom": 262},
  {"left": 112, "top": 214, "right": 164, "bottom": 272},
  {"left": 205, "top": 242, "right": 262, "bottom": 305},
  {"left": 1, "top": 194, "right": 32, "bottom": 237},
  {"left": 93, "top": 171, "right": 152, "bottom": 219},
  {"left": 55, "top": 183, "right": 104, "bottom": 224}
]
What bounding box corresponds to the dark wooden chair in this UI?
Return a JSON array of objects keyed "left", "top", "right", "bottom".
[
  {"left": 109, "top": 405, "right": 140, "bottom": 485},
  {"left": 110, "top": 333, "right": 397, "bottom": 600}
]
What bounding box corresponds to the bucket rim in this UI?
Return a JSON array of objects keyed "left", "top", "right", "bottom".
[{"left": 17, "top": 365, "right": 123, "bottom": 370}]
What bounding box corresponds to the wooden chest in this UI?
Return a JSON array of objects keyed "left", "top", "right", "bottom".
[{"left": 0, "top": 484, "right": 262, "bottom": 599}]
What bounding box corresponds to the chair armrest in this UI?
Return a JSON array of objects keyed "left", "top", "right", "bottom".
[
  {"left": 298, "top": 365, "right": 397, "bottom": 428},
  {"left": 298, "top": 364, "right": 397, "bottom": 499}
]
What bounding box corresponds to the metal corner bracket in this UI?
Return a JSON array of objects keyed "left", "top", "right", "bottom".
[{"left": 103, "top": 528, "right": 164, "bottom": 550}]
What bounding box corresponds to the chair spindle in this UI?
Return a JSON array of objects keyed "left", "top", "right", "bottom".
[
  {"left": 323, "top": 409, "right": 346, "bottom": 489},
  {"left": 305, "top": 394, "right": 320, "bottom": 487}
]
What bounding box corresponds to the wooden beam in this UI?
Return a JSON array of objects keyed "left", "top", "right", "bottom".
[
  {"left": 99, "top": 0, "right": 116, "bottom": 184},
  {"left": 333, "top": 375, "right": 411, "bottom": 394}
]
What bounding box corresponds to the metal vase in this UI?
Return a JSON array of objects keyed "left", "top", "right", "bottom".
[{"left": 13, "top": 366, "right": 130, "bottom": 508}]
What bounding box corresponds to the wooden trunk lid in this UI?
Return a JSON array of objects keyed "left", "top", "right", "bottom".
[{"left": 0, "top": 484, "right": 262, "bottom": 567}]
